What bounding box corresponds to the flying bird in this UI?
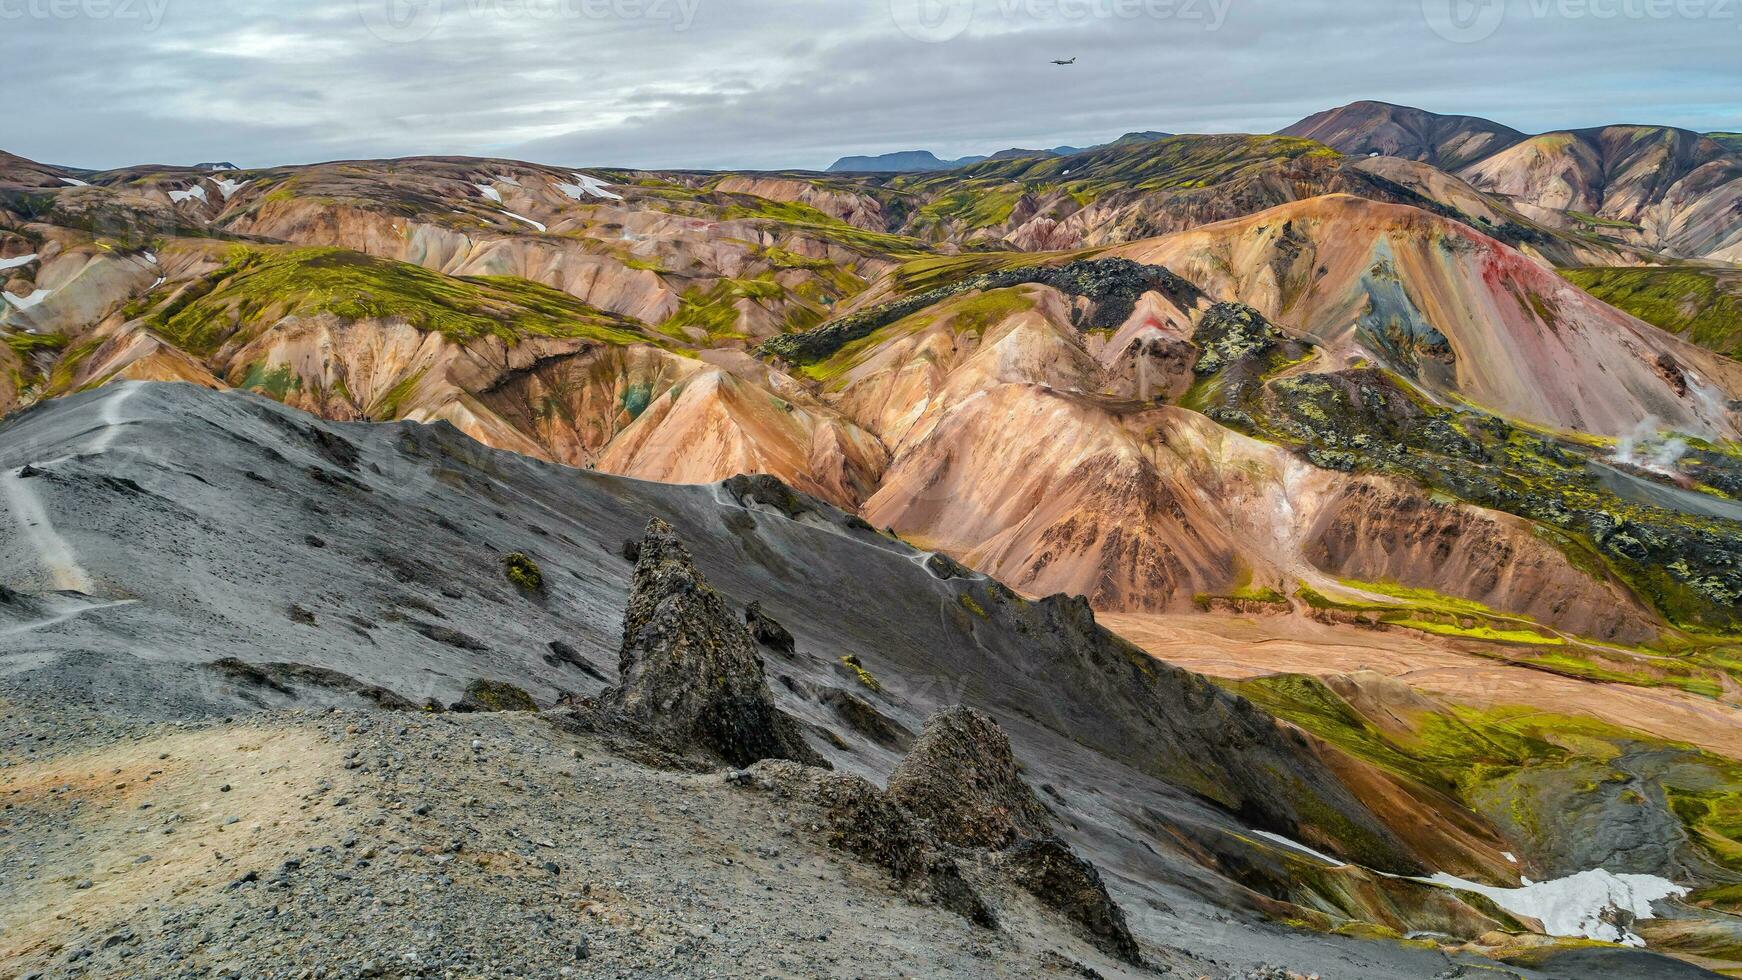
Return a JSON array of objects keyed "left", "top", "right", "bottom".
[{"left": 1051, "top": 57, "right": 1077, "bottom": 65}]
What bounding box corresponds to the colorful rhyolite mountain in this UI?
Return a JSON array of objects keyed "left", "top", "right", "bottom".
[
  {"left": 6, "top": 107, "right": 1742, "bottom": 974},
  {"left": 1282, "top": 100, "right": 1742, "bottom": 261}
]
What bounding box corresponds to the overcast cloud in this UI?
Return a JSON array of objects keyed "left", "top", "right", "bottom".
[{"left": 3, "top": 0, "right": 1739, "bottom": 170}]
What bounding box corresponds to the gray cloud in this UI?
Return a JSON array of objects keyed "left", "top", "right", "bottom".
[{"left": 2, "top": 0, "right": 1738, "bottom": 170}]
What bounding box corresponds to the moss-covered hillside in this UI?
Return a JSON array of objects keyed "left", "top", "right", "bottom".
[
  {"left": 1187, "top": 302, "right": 1742, "bottom": 635},
  {"left": 133, "top": 246, "right": 651, "bottom": 354},
  {"left": 1561, "top": 266, "right": 1742, "bottom": 360}
]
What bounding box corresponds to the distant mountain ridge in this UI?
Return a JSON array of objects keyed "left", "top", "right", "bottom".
[
  {"left": 827, "top": 131, "right": 1170, "bottom": 172},
  {"left": 1280, "top": 100, "right": 1742, "bottom": 260},
  {"left": 1279, "top": 100, "right": 1525, "bottom": 170},
  {"left": 826, "top": 150, "right": 982, "bottom": 173},
  {"left": 1710, "top": 132, "right": 1742, "bottom": 154}
]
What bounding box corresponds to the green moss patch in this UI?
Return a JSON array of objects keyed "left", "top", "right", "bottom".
[
  {"left": 840, "top": 654, "right": 882, "bottom": 693},
  {"left": 721, "top": 197, "right": 925, "bottom": 256},
  {"left": 1193, "top": 355, "right": 1742, "bottom": 634},
  {"left": 458, "top": 679, "right": 538, "bottom": 713},
  {"left": 237, "top": 362, "right": 301, "bottom": 400},
  {"left": 892, "top": 134, "right": 1341, "bottom": 230},
  {"left": 3, "top": 331, "right": 68, "bottom": 357},
  {"left": 1230, "top": 673, "right": 1742, "bottom": 877},
  {"left": 140, "top": 245, "right": 649, "bottom": 355},
  {"left": 502, "top": 553, "right": 545, "bottom": 595},
  {"left": 1562, "top": 266, "right": 1742, "bottom": 360}
]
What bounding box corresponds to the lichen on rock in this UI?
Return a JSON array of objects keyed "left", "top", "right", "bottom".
[
  {"left": 745, "top": 760, "right": 996, "bottom": 928},
  {"left": 596, "top": 518, "right": 824, "bottom": 769},
  {"left": 888, "top": 707, "right": 1143, "bottom": 964},
  {"left": 1006, "top": 835, "right": 1144, "bottom": 965},
  {"left": 455, "top": 679, "right": 538, "bottom": 713},
  {"left": 502, "top": 552, "right": 545, "bottom": 595},
  {"left": 886, "top": 706, "right": 1053, "bottom": 850}
]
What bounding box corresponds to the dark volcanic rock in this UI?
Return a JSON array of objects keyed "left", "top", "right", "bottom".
[
  {"left": 820, "top": 689, "right": 912, "bottom": 752},
  {"left": 598, "top": 519, "right": 824, "bottom": 768},
  {"left": 206, "top": 659, "right": 420, "bottom": 711},
  {"left": 887, "top": 706, "right": 1052, "bottom": 850},
  {"left": 543, "top": 640, "right": 609, "bottom": 682},
  {"left": 1007, "top": 836, "right": 1143, "bottom": 965},
  {"left": 744, "top": 601, "right": 795, "bottom": 654},
  {"left": 723, "top": 473, "right": 823, "bottom": 520},
  {"left": 746, "top": 760, "right": 995, "bottom": 927},
  {"left": 923, "top": 552, "right": 974, "bottom": 581},
  {"left": 978, "top": 590, "right": 1421, "bottom": 875},
  {"left": 889, "top": 707, "right": 1142, "bottom": 965}
]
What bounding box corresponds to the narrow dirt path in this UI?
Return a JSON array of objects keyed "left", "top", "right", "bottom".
[
  {"left": 0, "top": 383, "right": 140, "bottom": 596},
  {"left": 0, "top": 467, "right": 94, "bottom": 594}
]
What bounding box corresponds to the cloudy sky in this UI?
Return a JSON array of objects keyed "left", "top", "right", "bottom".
[{"left": 7, "top": 0, "right": 1741, "bottom": 170}]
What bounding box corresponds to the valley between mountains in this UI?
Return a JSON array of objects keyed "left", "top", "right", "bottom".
[{"left": 6, "top": 101, "right": 1742, "bottom": 978}]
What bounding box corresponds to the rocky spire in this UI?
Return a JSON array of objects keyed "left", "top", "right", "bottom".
[
  {"left": 886, "top": 706, "right": 1054, "bottom": 850},
  {"left": 889, "top": 706, "right": 1142, "bottom": 965},
  {"left": 602, "top": 518, "right": 823, "bottom": 769}
]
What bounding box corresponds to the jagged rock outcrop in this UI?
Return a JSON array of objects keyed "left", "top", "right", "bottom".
[
  {"left": 744, "top": 601, "right": 795, "bottom": 654},
  {"left": 886, "top": 707, "right": 1053, "bottom": 850},
  {"left": 742, "top": 707, "right": 1141, "bottom": 963},
  {"left": 888, "top": 707, "right": 1142, "bottom": 964},
  {"left": 1005, "top": 836, "right": 1144, "bottom": 966},
  {"left": 595, "top": 519, "right": 824, "bottom": 768},
  {"left": 745, "top": 760, "right": 996, "bottom": 928}
]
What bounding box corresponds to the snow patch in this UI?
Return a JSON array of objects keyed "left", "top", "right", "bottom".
[
  {"left": 494, "top": 174, "right": 522, "bottom": 187},
  {"left": 501, "top": 211, "right": 546, "bottom": 232},
  {"left": 0, "top": 254, "right": 38, "bottom": 271},
  {"left": 209, "top": 176, "right": 251, "bottom": 199},
  {"left": 1250, "top": 831, "right": 1347, "bottom": 867},
  {"left": 169, "top": 185, "right": 208, "bottom": 204},
  {"left": 473, "top": 183, "right": 503, "bottom": 203},
  {"left": 142, "top": 252, "right": 158, "bottom": 265},
  {"left": 558, "top": 173, "right": 623, "bottom": 201},
  {"left": 1425, "top": 869, "right": 1687, "bottom": 947},
  {"left": 1241, "top": 818, "right": 1685, "bottom": 949},
  {"left": 1503, "top": 852, "right": 1517, "bottom": 864},
  {"left": 58, "top": 177, "right": 89, "bottom": 187},
  {"left": 3, "top": 288, "right": 53, "bottom": 310}
]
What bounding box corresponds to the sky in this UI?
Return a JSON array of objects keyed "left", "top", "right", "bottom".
[{"left": 6, "top": 0, "right": 1741, "bottom": 171}]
